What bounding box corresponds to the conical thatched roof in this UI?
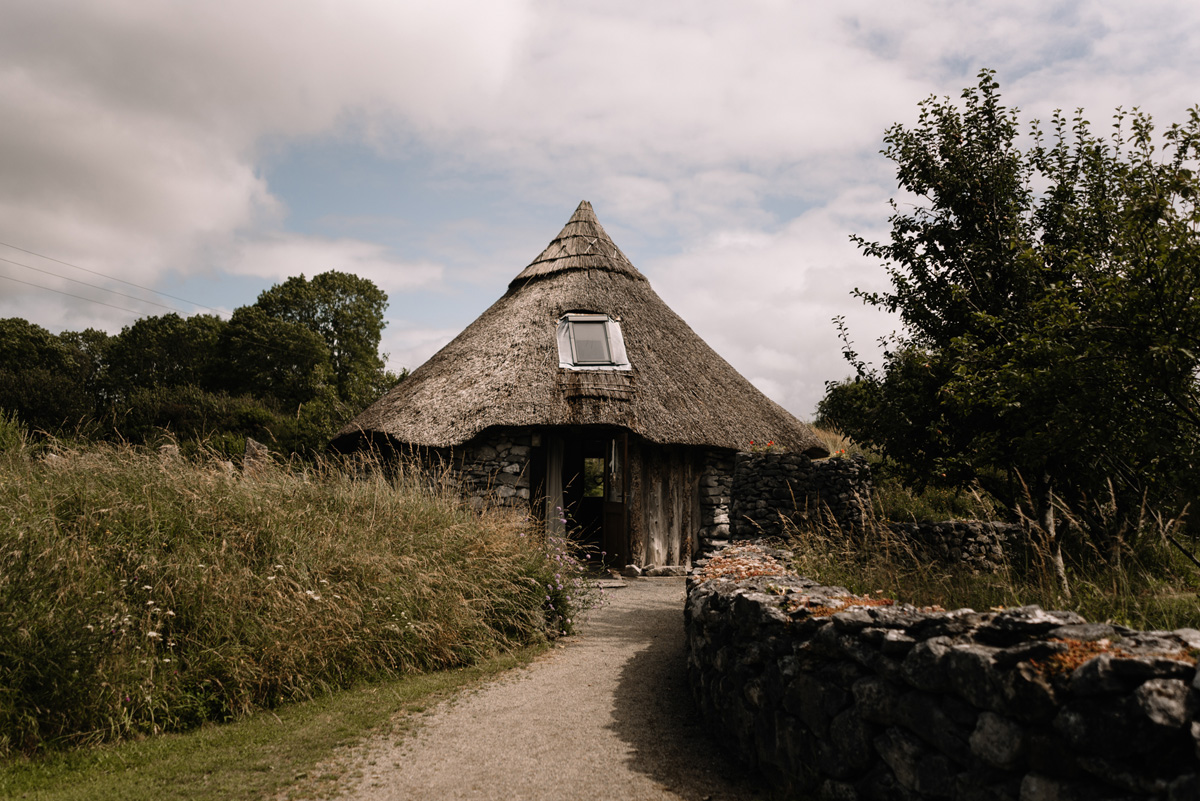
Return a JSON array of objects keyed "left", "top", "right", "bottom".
[{"left": 334, "top": 201, "right": 827, "bottom": 457}]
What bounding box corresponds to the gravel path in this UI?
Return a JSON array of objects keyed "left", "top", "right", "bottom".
[{"left": 338, "top": 577, "right": 768, "bottom": 801}]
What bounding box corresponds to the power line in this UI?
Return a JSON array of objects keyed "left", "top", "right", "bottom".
[
  {"left": 0, "top": 272, "right": 150, "bottom": 317},
  {"left": 0, "top": 256, "right": 191, "bottom": 316},
  {"left": 0, "top": 271, "right": 323, "bottom": 362},
  {"left": 0, "top": 239, "right": 227, "bottom": 316}
]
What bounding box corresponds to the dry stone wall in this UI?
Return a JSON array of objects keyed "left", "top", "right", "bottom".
[
  {"left": 432, "top": 428, "right": 534, "bottom": 509},
  {"left": 686, "top": 544, "right": 1200, "bottom": 801},
  {"left": 698, "top": 451, "right": 734, "bottom": 552},
  {"left": 729, "top": 452, "right": 873, "bottom": 538},
  {"left": 891, "top": 522, "right": 1021, "bottom": 572}
]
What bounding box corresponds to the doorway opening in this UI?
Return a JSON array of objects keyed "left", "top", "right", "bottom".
[{"left": 548, "top": 431, "right": 628, "bottom": 565}]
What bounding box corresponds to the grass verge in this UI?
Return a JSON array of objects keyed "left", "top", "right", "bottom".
[
  {"left": 0, "top": 645, "right": 545, "bottom": 801},
  {"left": 0, "top": 438, "right": 594, "bottom": 755}
]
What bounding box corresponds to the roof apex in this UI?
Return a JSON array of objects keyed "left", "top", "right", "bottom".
[{"left": 509, "top": 200, "right": 646, "bottom": 288}]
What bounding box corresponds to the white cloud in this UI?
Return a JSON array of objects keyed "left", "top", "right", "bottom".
[
  {"left": 3, "top": 0, "right": 1200, "bottom": 420},
  {"left": 220, "top": 233, "right": 443, "bottom": 292},
  {"left": 380, "top": 325, "right": 462, "bottom": 375}
]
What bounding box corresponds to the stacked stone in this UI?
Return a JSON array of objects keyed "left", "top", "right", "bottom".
[
  {"left": 686, "top": 548, "right": 1200, "bottom": 801},
  {"left": 452, "top": 429, "right": 533, "bottom": 508},
  {"left": 729, "top": 452, "right": 872, "bottom": 538},
  {"left": 812, "top": 455, "right": 873, "bottom": 531},
  {"left": 697, "top": 451, "right": 734, "bottom": 553},
  {"left": 891, "top": 521, "right": 1020, "bottom": 571}
]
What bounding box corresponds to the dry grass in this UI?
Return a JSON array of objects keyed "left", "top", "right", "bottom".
[
  {"left": 0, "top": 440, "right": 587, "bottom": 755},
  {"left": 786, "top": 511, "right": 1200, "bottom": 631}
]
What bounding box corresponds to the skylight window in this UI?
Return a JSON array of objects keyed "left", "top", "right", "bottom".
[
  {"left": 569, "top": 320, "right": 611, "bottom": 364},
  {"left": 556, "top": 313, "right": 631, "bottom": 370}
]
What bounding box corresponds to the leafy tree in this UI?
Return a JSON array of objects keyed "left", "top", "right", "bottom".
[
  {"left": 217, "top": 306, "right": 334, "bottom": 407},
  {"left": 254, "top": 271, "right": 395, "bottom": 408},
  {"left": 104, "top": 313, "right": 225, "bottom": 399},
  {"left": 830, "top": 71, "right": 1200, "bottom": 590},
  {"left": 0, "top": 318, "right": 94, "bottom": 431}
]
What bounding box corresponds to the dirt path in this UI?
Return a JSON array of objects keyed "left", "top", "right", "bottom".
[{"left": 337, "top": 577, "right": 767, "bottom": 801}]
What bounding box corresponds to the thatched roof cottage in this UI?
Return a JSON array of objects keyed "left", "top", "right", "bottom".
[{"left": 333, "top": 201, "right": 827, "bottom": 567}]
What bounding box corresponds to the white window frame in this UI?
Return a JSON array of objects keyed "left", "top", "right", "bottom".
[{"left": 556, "top": 313, "right": 631, "bottom": 371}]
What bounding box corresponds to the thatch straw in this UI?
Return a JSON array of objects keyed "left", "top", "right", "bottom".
[{"left": 334, "top": 201, "right": 827, "bottom": 457}]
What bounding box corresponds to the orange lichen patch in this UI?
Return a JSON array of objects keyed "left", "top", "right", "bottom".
[
  {"left": 695, "top": 545, "right": 787, "bottom": 581},
  {"left": 790, "top": 595, "right": 895, "bottom": 618},
  {"left": 1032, "top": 638, "right": 1131, "bottom": 676}
]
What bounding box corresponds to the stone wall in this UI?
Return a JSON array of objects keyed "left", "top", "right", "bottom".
[
  {"left": 698, "top": 451, "right": 734, "bottom": 552},
  {"left": 729, "top": 452, "right": 873, "bottom": 539},
  {"left": 686, "top": 544, "right": 1200, "bottom": 801},
  {"left": 891, "top": 522, "right": 1022, "bottom": 572},
  {"left": 436, "top": 427, "right": 534, "bottom": 509}
]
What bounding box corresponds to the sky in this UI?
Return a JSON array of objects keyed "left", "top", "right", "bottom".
[{"left": 2, "top": 1, "right": 1198, "bottom": 419}]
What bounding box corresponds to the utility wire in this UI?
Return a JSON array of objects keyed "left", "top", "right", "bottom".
[
  {"left": 0, "top": 256, "right": 192, "bottom": 316},
  {"left": 0, "top": 239, "right": 227, "bottom": 316},
  {"left": 0, "top": 273, "right": 149, "bottom": 317}
]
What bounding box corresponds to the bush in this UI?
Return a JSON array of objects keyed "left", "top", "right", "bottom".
[{"left": 0, "top": 443, "right": 592, "bottom": 754}]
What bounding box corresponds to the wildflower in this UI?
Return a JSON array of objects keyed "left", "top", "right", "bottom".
[
  {"left": 146, "top": 631, "right": 161, "bottom": 639},
  {"left": 142, "top": 585, "right": 152, "bottom": 591},
  {"left": 165, "top": 610, "right": 175, "bottom": 616},
  {"left": 267, "top": 575, "right": 276, "bottom": 581}
]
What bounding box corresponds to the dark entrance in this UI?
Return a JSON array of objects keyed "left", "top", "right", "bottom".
[{"left": 551, "top": 430, "right": 628, "bottom": 564}]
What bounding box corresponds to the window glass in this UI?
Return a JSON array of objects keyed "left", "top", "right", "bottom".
[
  {"left": 571, "top": 321, "right": 611, "bottom": 364},
  {"left": 555, "top": 313, "right": 630, "bottom": 370},
  {"left": 583, "top": 457, "right": 605, "bottom": 497}
]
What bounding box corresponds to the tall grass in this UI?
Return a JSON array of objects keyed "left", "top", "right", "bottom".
[
  {"left": 809, "top": 426, "right": 1001, "bottom": 522},
  {"left": 0, "top": 439, "right": 587, "bottom": 755},
  {"left": 787, "top": 509, "right": 1200, "bottom": 631}
]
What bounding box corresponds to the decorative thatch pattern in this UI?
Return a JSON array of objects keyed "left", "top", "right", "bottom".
[
  {"left": 510, "top": 201, "right": 643, "bottom": 285},
  {"left": 334, "top": 201, "right": 828, "bottom": 457}
]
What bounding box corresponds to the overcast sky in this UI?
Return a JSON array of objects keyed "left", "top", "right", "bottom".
[{"left": 2, "top": 1, "right": 1197, "bottom": 418}]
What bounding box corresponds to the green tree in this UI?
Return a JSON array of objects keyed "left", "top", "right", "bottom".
[
  {"left": 254, "top": 271, "right": 395, "bottom": 408},
  {"left": 831, "top": 70, "right": 1200, "bottom": 590},
  {"left": 0, "top": 318, "right": 94, "bottom": 431},
  {"left": 217, "top": 306, "right": 334, "bottom": 407},
  {"left": 104, "top": 313, "right": 225, "bottom": 399}
]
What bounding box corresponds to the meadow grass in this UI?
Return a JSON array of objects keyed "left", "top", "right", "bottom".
[
  {"left": 0, "top": 438, "right": 587, "bottom": 756},
  {"left": 787, "top": 515, "right": 1200, "bottom": 631}
]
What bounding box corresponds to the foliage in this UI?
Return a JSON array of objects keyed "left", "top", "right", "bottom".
[
  {"left": 0, "top": 271, "right": 403, "bottom": 456},
  {"left": 216, "top": 306, "right": 334, "bottom": 406},
  {"left": 254, "top": 271, "right": 396, "bottom": 407},
  {"left": 0, "top": 442, "right": 593, "bottom": 755},
  {"left": 0, "top": 319, "right": 94, "bottom": 432},
  {"left": 104, "top": 314, "right": 225, "bottom": 400},
  {"left": 0, "top": 409, "right": 25, "bottom": 453},
  {"left": 829, "top": 70, "right": 1200, "bottom": 552}
]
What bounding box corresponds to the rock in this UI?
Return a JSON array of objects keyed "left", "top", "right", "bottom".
[
  {"left": 969, "top": 712, "right": 1025, "bottom": 769},
  {"left": 620, "top": 564, "right": 642, "bottom": 578},
  {"left": 244, "top": 437, "right": 272, "bottom": 474},
  {"left": 874, "top": 727, "right": 924, "bottom": 791},
  {"left": 1135, "top": 678, "right": 1193, "bottom": 728}
]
